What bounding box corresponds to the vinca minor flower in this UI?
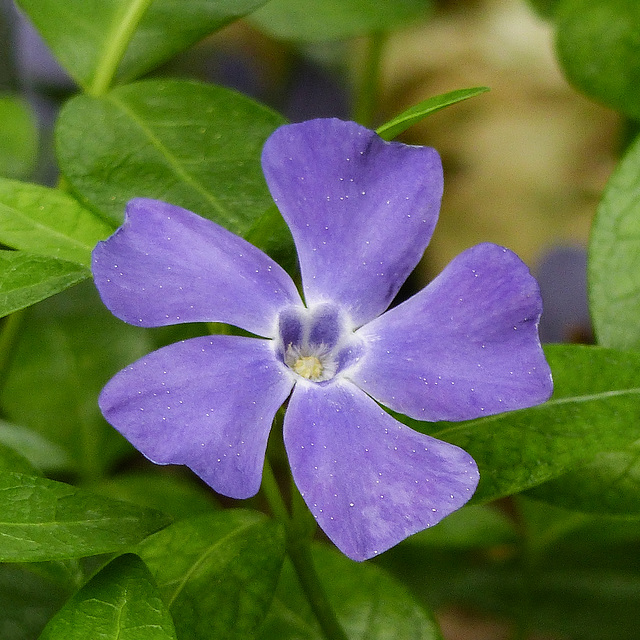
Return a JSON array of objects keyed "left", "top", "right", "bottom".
[{"left": 93, "top": 118, "right": 552, "bottom": 561}]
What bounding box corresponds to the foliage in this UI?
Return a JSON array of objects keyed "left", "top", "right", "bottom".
[{"left": 0, "top": 0, "right": 639, "bottom": 638}]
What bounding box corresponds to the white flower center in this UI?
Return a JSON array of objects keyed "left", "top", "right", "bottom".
[{"left": 276, "top": 303, "right": 362, "bottom": 384}]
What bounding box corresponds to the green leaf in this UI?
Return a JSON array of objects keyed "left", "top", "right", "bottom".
[
  {"left": 260, "top": 545, "right": 443, "bottom": 640},
  {"left": 589, "top": 131, "right": 640, "bottom": 351},
  {"left": 0, "top": 420, "right": 71, "bottom": 473},
  {"left": 399, "top": 504, "right": 517, "bottom": 549},
  {"left": 16, "top": 0, "right": 269, "bottom": 91},
  {"left": 93, "top": 471, "right": 218, "bottom": 520},
  {"left": 0, "top": 179, "right": 113, "bottom": 266},
  {"left": 0, "top": 250, "right": 88, "bottom": 319},
  {"left": 250, "top": 0, "right": 431, "bottom": 42},
  {"left": 0, "top": 471, "right": 170, "bottom": 562},
  {"left": 0, "top": 95, "right": 38, "bottom": 180},
  {"left": 0, "top": 281, "right": 153, "bottom": 476},
  {"left": 244, "top": 203, "right": 298, "bottom": 276},
  {"left": 39, "top": 554, "right": 177, "bottom": 640},
  {"left": 376, "top": 87, "right": 490, "bottom": 141},
  {"left": 0, "top": 440, "right": 40, "bottom": 476},
  {"left": 555, "top": 0, "right": 640, "bottom": 119},
  {"left": 527, "top": 441, "right": 640, "bottom": 515},
  {"left": 406, "top": 345, "right": 640, "bottom": 503},
  {"left": 56, "top": 79, "right": 286, "bottom": 231},
  {"left": 136, "top": 511, "right": 285, "bottom": 640},
  {"left": 0, "top": 563, "right": 72, "bottom": 640}
]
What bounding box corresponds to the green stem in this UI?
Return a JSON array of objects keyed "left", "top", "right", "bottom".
[
  {"left": 0, "top": 310, "right": 26, "bottom": 398},
  {"left": 352, "top": 32, "right": 387, "bottom": 128},
  {"left": 262, "top": 460, "right": 349, "bottom": 640},
  {"left": 88, "top": 0, "right": 155, "bottom": 96}
]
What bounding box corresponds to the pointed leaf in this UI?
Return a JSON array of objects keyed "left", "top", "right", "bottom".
[
  {"left": 250, "top": 0, "right": 432, "bottom": 42},
  {"left": 0, "top": 250, "right": 88, "bottom": 319},
  {"left": 16, "top": 0, "right": 269, "bottom": 90},
  {"left": 39, "top": 554, "right": 177, "bottom": 640},
  {"left": 260, "top": 545, "right": 444, "bottom": 640},
  {"left": 56, "top": 79, "right": 285, "bottom": 231},
  {"left": 589, "top": 131, "right": 640, "bottom": 351},
  {"left": 0, "top": 471, "right": 170, "bottom": 562},
  {"left": 136, "top": 511, "right": 285, "bottom": 640},
  {"left": 376, "top": 87, "right": 490, "bottom": 141},
  {"left": 0, "top": 179, "right": 113, "bottom": 266},
  {"left": 400, "top": 345, "right": 640, "bottom": 503}
]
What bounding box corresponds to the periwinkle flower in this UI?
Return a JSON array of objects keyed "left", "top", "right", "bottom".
[{"left": 92, "top": 118, "right": 552, "bottom": 561}]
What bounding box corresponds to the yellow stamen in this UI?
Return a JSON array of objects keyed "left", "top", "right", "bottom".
[{"left": 293, "top": 355, "right": 324, "bottom": 381}]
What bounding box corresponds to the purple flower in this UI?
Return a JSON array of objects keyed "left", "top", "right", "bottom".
[{"left": 92, "top": 118, "right": 552, "bottom": 561}]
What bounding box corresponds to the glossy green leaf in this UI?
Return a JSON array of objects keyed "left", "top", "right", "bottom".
[
  {"left": 0, "top": 250, "right": 88, "bottom": 319},
  {"left": 0, "top": 471, "right": 170, "bottom": 562},
  {"left": 0, "top": 563, "right": 72, "bottom": 640},
  {"left": 136, "top": 511, "right": 285, "bottom": 640},
  {"left": 16, "top": 0, "right": 269, "bottom": 91},
  {"left": 555, "top": 0, "right": 640, "bottom": 119},
  {"left": 0, "top": 282, "right": 153, "bottom": 475},
  {"left": 39, "top": 554, "right": 177, "bottom": 640},
  {"left": 0, "top": 420, "right": 71, "bottom": 473},
  {"left": 0, "top": 96, "right": 38, "bottom": 180},
  {"left": 260, "top": 545, "right": 444, "bottom": 640},
  {"left": 250, "top": 0, "right": 431, "bottom": 42},
  {"left": 0, "top": 179, "right": 113, "bottom": 266},
  {"left": 589, "top": 131, "right": 640, "bottom": 351},
  {"left": 376, "top": 87, "right": 490, "bottom": 141},
  {"left": 56, "top": 79, "right": 286, "bottom": 231},
  {"left": 405, "top": 345, "right": 640, "bottom": 503}
]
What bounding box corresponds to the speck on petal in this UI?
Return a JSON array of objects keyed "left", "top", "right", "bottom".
[
  {"left": 92, "top": 198, "right": 302, "bottom": 337},
  {"left": 99, "top": 335, "right": 294, "bottom": 499},
  {"left": 353, "top": 243, "right": 553, "bottom": 421},
  {"left": 283, "top": 380, "right": 479, "bottom": 561},
  {"left": 262, "top": 118, "right": 443, "bottom": 326}
]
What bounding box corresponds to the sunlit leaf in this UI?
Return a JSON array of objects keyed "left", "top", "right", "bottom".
[{"left": 0, "top": 179, "right": 113, "bottom": 266}]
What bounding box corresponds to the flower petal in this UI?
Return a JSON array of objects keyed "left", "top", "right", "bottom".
[
  {"left": 283, "top": 380, "right": 479, "bottom": 561},
  {"left": 92, "top": 198, "right": 302, "bottom": 337},
  {"left": 352, "top": 243, "right": 553, "bottom": 421},
  {"left": 99, "top": 335, "right": 295, "bottom": 499},
  {"left": 262, "top": 119, "right": 443, "bottom": 326}
]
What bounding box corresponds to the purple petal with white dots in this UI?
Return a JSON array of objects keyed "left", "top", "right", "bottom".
[
  {"left": 283, "top": 380, "right": 479, "bottom": 561},
  {"left": 99, "top": 335, "right": 295, "bottom": 499},
  {"left": 261, "top": 118, "right": 443, "bottom": 327},
  {"left": 92, "top": 198, "right": 302, "bottom": 337},
  {"left": 351, "top": 243, "right": 553, "bottom": 422}
]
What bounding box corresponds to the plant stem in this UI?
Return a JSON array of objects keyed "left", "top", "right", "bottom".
[
  {"left": 352, "top": 32, "right": 387, "bottom": 128},
  {"left": 262, "top": 460, "right": 350, "bottom": 640},
  {"left": 88, "top": 0, "right": 155, "bottom": 97}
]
